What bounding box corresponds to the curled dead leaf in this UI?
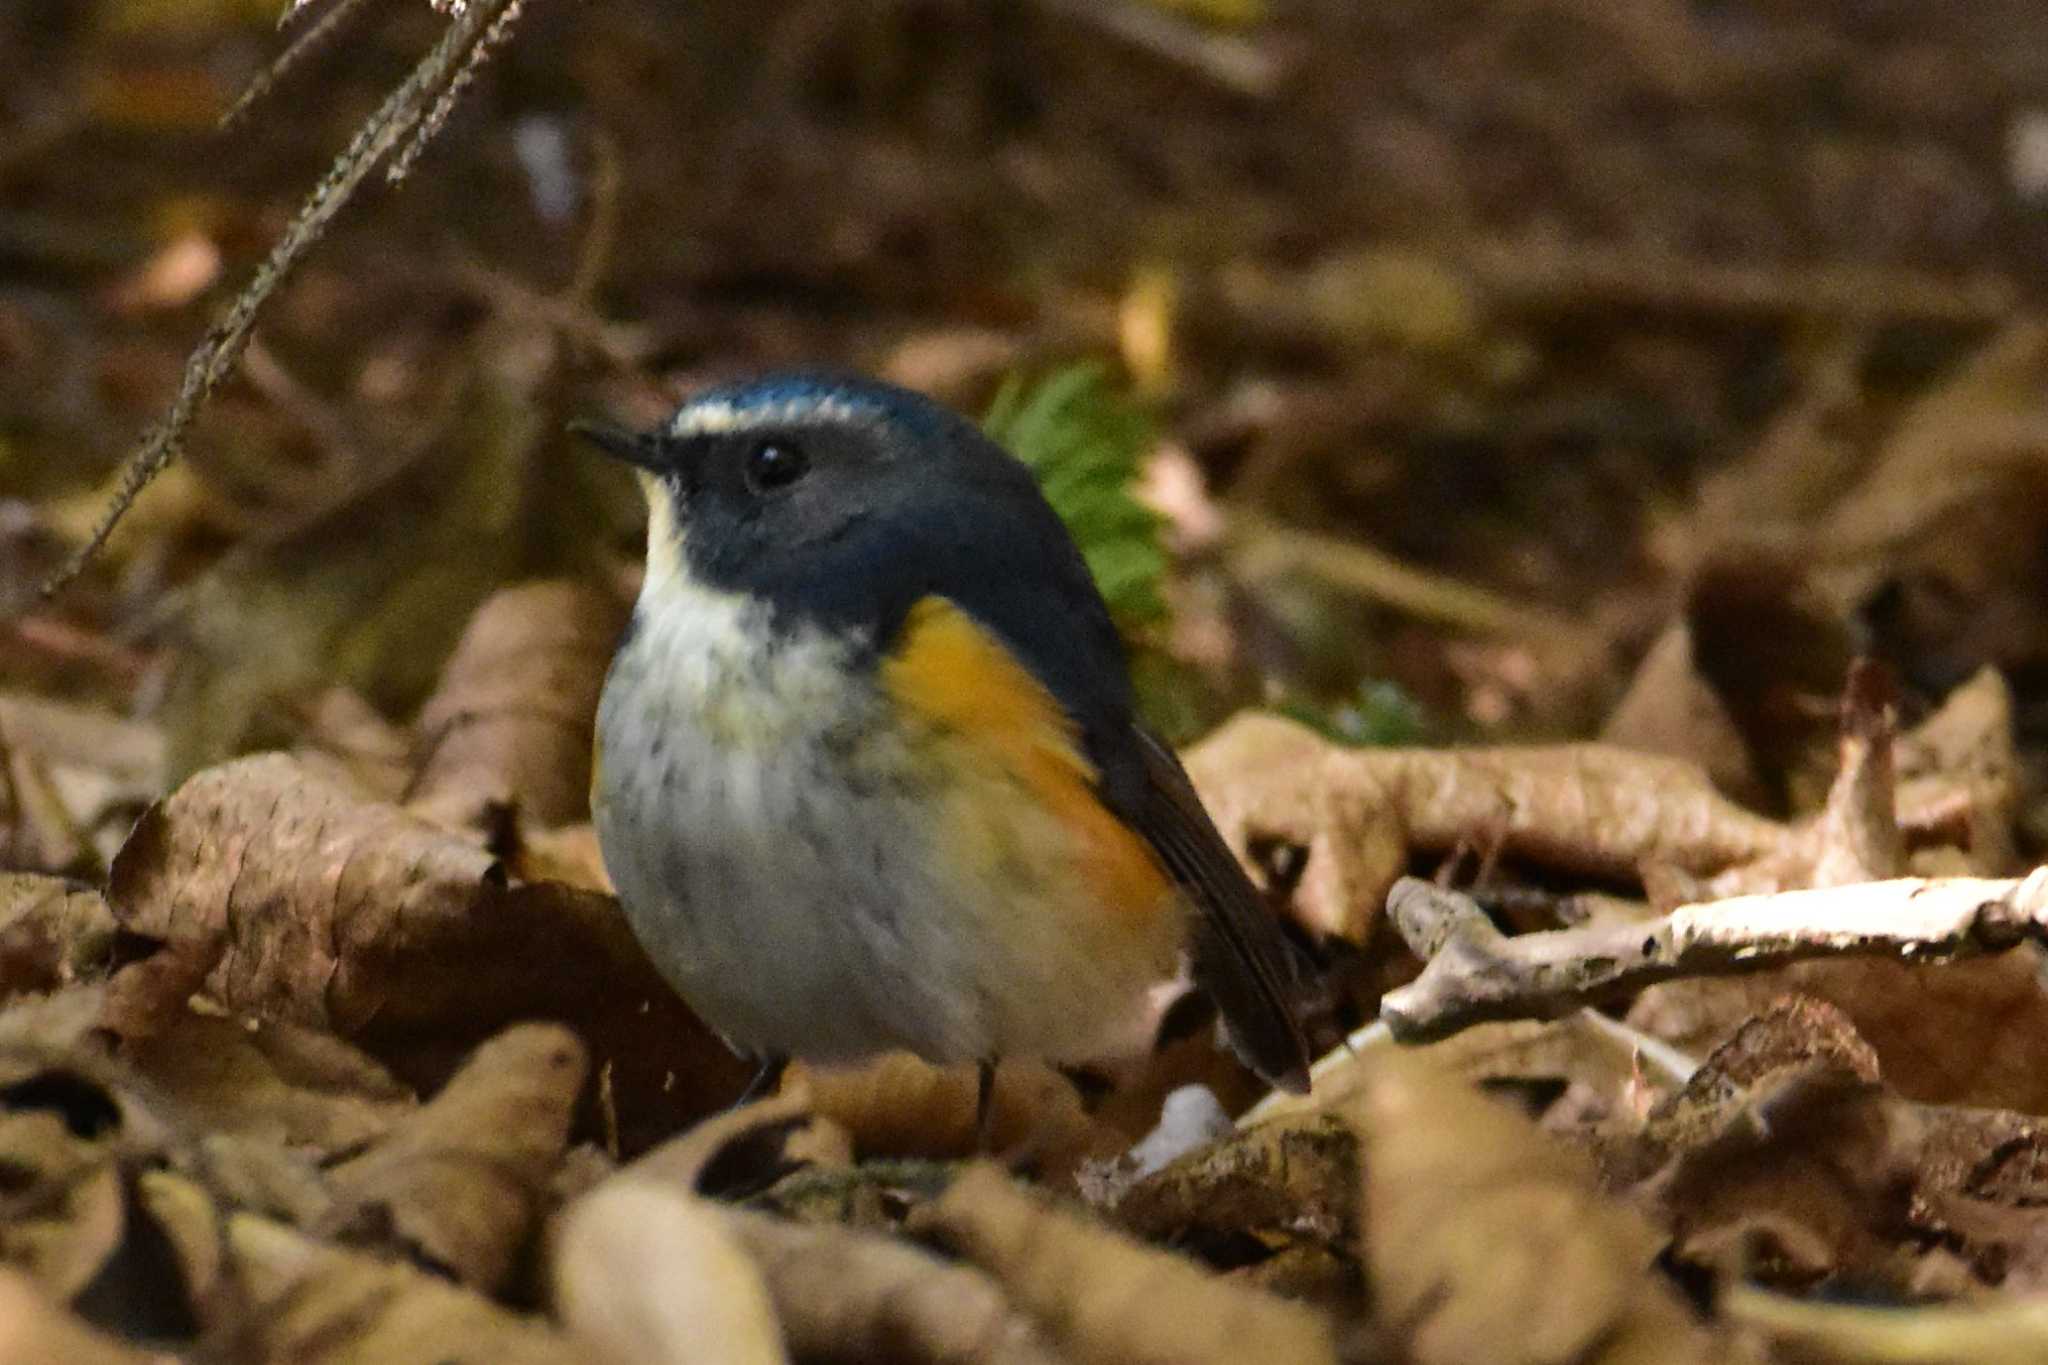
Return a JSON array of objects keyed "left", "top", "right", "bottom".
[
  {"left": 228, "top": 1212, "right": 580, "bottom": 1364},
  {"left": 793, "top": 1054, "right": 1123, "bottom": 1180},
  {"left": 1339, "top": 1050, "right": 1740, "bottom": 1365},
  {"left": 99, "top": 751, "right": 747, "bottom": 1151},
  {"left": 913, "top": 1162, "right": 1336, "bottom": 1365},
  {"left": 319, "top": 1023, "right": 586, "bottom": 1291},
  {"left": 1627, "top": 1000, "right": 1917, "bottom": 1292},
  {"left": 409, "top": 581, "right": 627, "bottom": 832},
  {"left": 1183, "top": 711, "right": 1791, "bottom": 943},
  {"left": 0, "top": 1267, "right": 167, "bottom": 1365},
  {"left": 0, "top": 874, "right": 116, "bottom": 1000},
  {"left": 1111, "top": 1112, "right": 1360, "bottom": 1310},
  {"left": 723, "top": 1208, "right": 1065, "bottom": 1365},
  {"left": 554, "top": 1178, "right": 788, "bottom": 1365},
  {"left": 623, "top": 1086, "right": 849, "bottom": 1200},
  {"left": 1726, "top": 1286, "right": 2048, "bottom": 1365},
  {"left": 125, "top": 1014, "right": 412, "bottom": 1162}
]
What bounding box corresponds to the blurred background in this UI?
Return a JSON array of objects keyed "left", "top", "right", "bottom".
[{"left": 6, "top": 0, "right": 2048, "bottom": 842}]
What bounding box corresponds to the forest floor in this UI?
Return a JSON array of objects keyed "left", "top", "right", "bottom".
[{"left": 6, "top": 2, "right": 2048, "bottom": 1361}]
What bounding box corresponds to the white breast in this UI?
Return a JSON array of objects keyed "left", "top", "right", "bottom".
[{"left": 593, "top": 554, "right": 1178, "bottom": 1069}]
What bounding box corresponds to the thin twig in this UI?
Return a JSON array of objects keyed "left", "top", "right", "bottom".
[
  {"left": 222, "top": 0, "right": 386, "bottom": 131},
  {"left": 42, "top": 0, "right": 532, "bottom": 596},
  {"left": 385, "top": 0, "right": 528, "bottom": 185},
  {"left": 1378, "top": 870, "right": 2048, "bottom": 1044}
]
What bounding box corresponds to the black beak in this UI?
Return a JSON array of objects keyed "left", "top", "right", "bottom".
[{"left": 569, "top": 418, "right": 666, "bottom": 472}]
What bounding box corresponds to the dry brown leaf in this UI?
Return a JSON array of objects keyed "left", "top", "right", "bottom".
[
  {"left": 723, "top": 1208, "right": 1067, "bottom": 1365},
  {"left": 1630, "top": 948, "right": 2048, "bottom": 1114},
  {"left": 510, "top": 821, "right": 613, "bottom": 894},
  {"left": 228, "top": 1212, "right": 581, "bottom": 1364},
  {"left": 289, "top": 686, "right": 415, "bottom": 804},
  {"left": 409, "top": 581, "right": 628, "bottom": 832},
  {"left": 913, "top": 1162, "right": 1336, "bottom": 1365},
  {"left": 1601, "top": 622, "right": 1765, "bottom": 810},
  {"left": 1340, "top": 1050, "right": 1740, "bottom": 1365},
  {"left": 554, "top": 1178, "right": 788, "bottom": 1365},
  {"left": 0, "top": 1050, "right": 234, "bottom": 1347},
  {"left": 0, "top": 1267, "right": 169, "bottom": 1365},
  {"left": 99, "top": 751, "right": 748, "bottom": 1152},
  {"left": 624, "top": 1086, "right": 850, "bottom": 1199},
  {"left": 125, "top": 1013, "right": 412, "bottom": 1162},
  {"left": 793, "top": 1054, "right": 1126, "bottom": 1178},
  {"left": 0, "top": 744, "right": 92, "bottom": 878},
  {"left": 1640, "top": 1041, "right": 1916, "bottom": 1289},
  {"left": 0, "top": 986, "right": 110, "bottom": 1055},
  {"left": 0, "top": 874, "right": 116, "bottom": 1000},
  {"left": 1110, "top": 1113, "right": 1360, "bottom": 1310},
  {"left": 1895, "top": 667, "right": 2020, "bottom": 872},
  {"left": 1725, "top": 1286, "right": 2048, "bottom": 1365},
  {"left": 564, "top": 1101, "right": 1062, "bottom": 1365},
  {"left": 0, "top": 1052, "right": 142, "bottom": 1308},
  {"left": 101, "top": 751, "right": 498, "bottom": 1038},
  {"left": 1606, "top": 999, "right": 2048, "bottom": 1296},
  {"left": 320, "top": 1023, "right": 585, "bottom": 1291},
  {"left": 1184, "top": 712, "right": 1789, "bottom": 943},
  {"left": 0, "top": 695, "right": 164, "bottom": 870},
  {"left": 1182, "top": 714, "right": 1406, "bottom": 942}
]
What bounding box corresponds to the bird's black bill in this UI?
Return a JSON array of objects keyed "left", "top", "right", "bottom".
[{"left": 569, "top": 418, "right": 666, "bottom": 471}]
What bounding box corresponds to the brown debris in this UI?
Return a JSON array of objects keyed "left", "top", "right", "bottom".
[
  {"left": 99, "top": 751, "right": 500, "bottom": 1040},
  {"left": 724, "top": 1208, "right": 1065, "bottom": 1365},
  {"left": 1339, "top": 1050, "right": 1739, "bottom": 1365},
  {"left": 1724, "top": 1287, "right": 2048, "bottom": 1365},
  {"left": 409, "top": 581, "right": 628, "bottom": 833},
  {"left": 1111, "top": 1113, "right": 1361, "bottom": 1310},
  {"left": 1628, "top": 949, "right": 2048, "bottom": 1115},
  {"left": 228, "top": 1212, "right": 582, "bottom": 1365},
  {"left": 0, "top": 874, "right": 116, "bottom": 1001},
  {"left": 554, "top": 1179, "right": 789, "bottom": 1365},
  {"left": 318, "top": 1023, "right": 586, "bottom": 1291},
  {"left": 1183, "top": 711, "right": 1792, "bottom": 943},
  {"left": 565, "top": 1102, "right": 1062, "bottom": 1365},
  {"left": 289, "top": 686, "right": 415, "bottom": 804},
  {"left": 623, "top": 1086, "right": 849, "bottom": 1199},
  {"left": 99, "top": 751, "right": 747, "bottom": 1153},
  {"left": 1648, "top": 1065, "right": 1917, "bottom": 1290},
  {"left": 1584, "top": 1000, "right": 2048, "bottom": 1303},
  {"left": 913, "top": 1162, "right": 1337, "bottom": 1365},
  {"left": 793, "top": 1054, "right": 1124, "bottom": 1179},
  {"left": 0, "top": 1267, "right": 167, "bottom": 1365},
  {"left": 125, "top": 1013, "right": 411, "bottom": 1162}
]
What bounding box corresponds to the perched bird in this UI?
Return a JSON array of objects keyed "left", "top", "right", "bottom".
[{"left": 576, "top": 374, "right": 1310, "bottom": 1114}]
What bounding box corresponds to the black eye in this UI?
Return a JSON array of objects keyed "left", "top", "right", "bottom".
[{"left": 743, "top": 440, "right": 809, "bottom": 493}]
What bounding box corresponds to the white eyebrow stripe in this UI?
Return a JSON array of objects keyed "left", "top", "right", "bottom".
[{"left": 664, "top": 394, "right": 872, "bottom": 439}]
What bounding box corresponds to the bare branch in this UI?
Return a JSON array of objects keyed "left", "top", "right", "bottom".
[
  {"left": 1379, "top": 870, "right": 2048, "bottom": 1043},
  {"left": 43, "top": 0, "right": 533, "bottom": 596},
  {"left": 222, "top": 0, "right": 385, "bottom": 130}
]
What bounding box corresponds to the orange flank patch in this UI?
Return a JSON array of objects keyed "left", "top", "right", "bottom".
[{"left": 882, "top": 597, "right": 1171, "bottom": 917}]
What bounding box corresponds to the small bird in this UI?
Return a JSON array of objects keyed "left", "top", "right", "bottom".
[{"left": 576, "top": 373, "right": 1310, "bottom": 1115}]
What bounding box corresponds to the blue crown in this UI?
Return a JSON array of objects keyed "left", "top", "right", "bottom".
[{"left": 666, "top": 371, "right": 957, "bottom": 445}]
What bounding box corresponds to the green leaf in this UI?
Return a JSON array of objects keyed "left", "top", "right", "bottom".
[{"left": 983, "top": 363, "right": 1167, "bottom": 627}]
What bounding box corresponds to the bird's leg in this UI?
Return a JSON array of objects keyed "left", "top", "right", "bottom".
[
  {"left": 975, "top": 1058, "right": 998, "bottom": 1150},
  {"left": 734, "top": 1052, "right": 789, "bottom": 1108}
]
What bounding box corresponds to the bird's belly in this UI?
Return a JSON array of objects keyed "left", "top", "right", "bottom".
[{"left": 594, "top": 603, "right": 1177, "bottom": 1068}]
